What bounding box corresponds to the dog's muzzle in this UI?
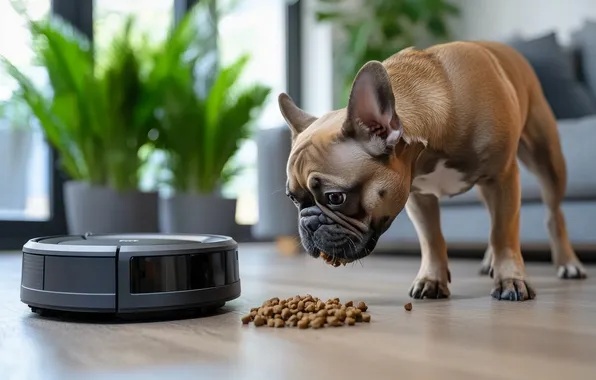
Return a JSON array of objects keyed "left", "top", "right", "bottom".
[{"left": 298, "top": 206, "right": 377, "bottom": 262}]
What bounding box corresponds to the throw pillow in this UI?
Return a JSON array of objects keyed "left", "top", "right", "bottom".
[{"left": 508, "top": 32, "right": 596, "bottom": 120}]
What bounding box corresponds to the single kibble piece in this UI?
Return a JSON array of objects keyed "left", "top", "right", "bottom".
[
  {"left": 326, "top": 316, "right": 337, "bottom": 325},
  {"left": 357, "top": 302, "right": 368, "bottom": 312},
  {"left": 344, "top": 301, "right": 353, "bottom": 307},
  {"left": 361, "top": 313, "right": 371, "bottom": 323},
  {"left": 297, "top": 312, "right": 303, "bottom": 320},
  {"left": 312, "top": 318, "right": 325, "bottom": 329},
  {"left": 298, "top": 319, "right": 309, "bottom": 329},
  {"left": 316, "top": 310, "right": 327, "bottom": 318},
  {"left": 267, "top": 318, "right": 275, "bottom": 327},
  {"left": 346, "top": 317, "right": 356, "bottom": 326},
  {"left": 241, "top": 315, "right": 252, "bottom": 324},
  {"left": 273, "top": 305, "right": 283, "bottom": 314},
  {"left": 336, "top": 309, "right": 347, "bottom": 322},
  {"left": 288, "top": 314, "right": 298, "bottom": 323},
  {"left": 346, "top": 310, "right": 354, "bottom": 318},
  {"left": 254, "top": 315, "right": 266, "bottom": 327},
  {"left": 264, "top": 307, "right": 273, "bottom": 317},
  {"left": 305, "top": 304, "right": 315, "bottom": 313},
  {"left": 404, "top": 302, "right": 413, "bottom": 311},
  {"left": 297, "top": 301, "right": 305, "bottom": 311},
  {"left": 281, "top": 308, "right": 292, "bottom": 320},
  {"left": 274, "top": 319, "right": 285, "bottom": 328}
]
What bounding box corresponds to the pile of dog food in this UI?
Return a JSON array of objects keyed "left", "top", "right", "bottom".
[{"left": 241, "top": 295, "right": 371, "bottom": 329}]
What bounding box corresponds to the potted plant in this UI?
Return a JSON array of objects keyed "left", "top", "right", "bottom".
[
  {"left": 1, "top": 13, "right": 162, "bottom": 234},
  {"left": 0, "top": 93, "right": 34, "bottom": 215},
  {"left": 155, "top": 7, "right": 271, "bottom": 235}
]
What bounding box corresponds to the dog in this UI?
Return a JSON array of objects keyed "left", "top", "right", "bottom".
[{"left": 278, "top": 40, "right": 587, "bottom": 302}]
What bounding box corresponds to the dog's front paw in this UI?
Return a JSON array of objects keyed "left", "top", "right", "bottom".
[
  {"left": 557, "top": 261, "right": 587, "bottom": 280},
  {"left": 409, "top": 269, "right": 451, "bottom": 299},
  {"left": 491, "top": 278, "right": 536, "bottom": 301}
]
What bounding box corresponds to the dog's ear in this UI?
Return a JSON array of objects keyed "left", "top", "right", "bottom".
[
  {"left": 278, "top": 93, "right": 317, "bottom": 139},
  {"left": 343, "top": 61, "right": 403, "bottom": 156}
]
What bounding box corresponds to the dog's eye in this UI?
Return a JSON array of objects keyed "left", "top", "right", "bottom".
[{"left": 326, "top": 192, "right": 346, "bottom": 206}]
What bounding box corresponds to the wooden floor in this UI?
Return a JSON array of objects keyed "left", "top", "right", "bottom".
[{"left": 2, "top": 244, "right": 596, "bottom": 380}]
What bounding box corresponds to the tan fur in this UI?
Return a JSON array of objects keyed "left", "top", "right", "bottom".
[{"left": 279, "top": 40, "right": 587, "bottom": 301}]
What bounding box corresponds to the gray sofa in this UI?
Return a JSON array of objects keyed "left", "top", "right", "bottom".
[{"left": 253, "top": 26, "right": 596, "bottom": 256}]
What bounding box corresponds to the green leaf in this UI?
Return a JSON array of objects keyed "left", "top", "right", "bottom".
[{"left": 315, "top": 11, "right": 345, "bottom": 21}]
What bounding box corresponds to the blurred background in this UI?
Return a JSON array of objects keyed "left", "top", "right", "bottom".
[{"left": 0, "top": 0, "right": 595, "bottom": 260}]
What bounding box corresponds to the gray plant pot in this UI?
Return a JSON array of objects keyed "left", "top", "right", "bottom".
[
  {"left": 159, "top": 192, "right": 238, "bottom": 236},
  {"left": 64, "top": 181, "right": 159, "bottom": 235}
]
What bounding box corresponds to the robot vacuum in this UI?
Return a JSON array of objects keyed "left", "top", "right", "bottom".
[{"left": 20, "top": 233, "right": 241, "bottom": 319}]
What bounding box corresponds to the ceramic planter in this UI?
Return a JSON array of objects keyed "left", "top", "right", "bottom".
[
  {"left": 63, "top": 181, "right": 159, "bottom": 235},
  {"left": 159, "top": 192, "right": 238, "bottom": 236}
]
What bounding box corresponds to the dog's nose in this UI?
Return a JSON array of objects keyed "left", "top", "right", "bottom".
[
  {"left": 300, "top": 206, "right": 322, "bottom": 218},
  {"left": 300, "top": 206, "right": 333, "bottom": 232},
  {"left": 305, "top": 217, "right": 319, "bottom": 232}
]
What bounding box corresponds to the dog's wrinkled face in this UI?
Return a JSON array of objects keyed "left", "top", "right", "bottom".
[{"left": 279, "top": 61, "right": 417, "bottom": 263}]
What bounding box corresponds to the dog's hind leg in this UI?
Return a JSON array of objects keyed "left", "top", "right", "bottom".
[{"left": 517, "top": 90, "right": 587, "bottom": 279}]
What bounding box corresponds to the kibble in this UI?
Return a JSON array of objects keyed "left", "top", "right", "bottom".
[
  {"left": 254, "top": 315, "right": 266, "bottom": 327},
  {"left": 241, "top": 296, "right": 371, "bottom": 329},
  {"left": 404, "top": 302, "right": 412, "bottom": 311},
  {"left": 241, "top": 315, "right": 252, "bottom": 324}
]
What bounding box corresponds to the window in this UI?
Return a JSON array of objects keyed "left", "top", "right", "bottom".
[
  {"left": 93, "top": 0, "right": 175, "bottom": 55},
  {"left": 0, "top": 0, "right": 298, "bottom": 248},
  {"left": 217, "top": 0, "right": 287, "bottom": 225},
  {"left": 0, "top": 0, "right": 52, "bottom": 222}
]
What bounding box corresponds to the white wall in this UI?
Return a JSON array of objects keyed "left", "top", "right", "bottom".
[{"left": 452, "top": 0, "right": 596, "bottom": 45}]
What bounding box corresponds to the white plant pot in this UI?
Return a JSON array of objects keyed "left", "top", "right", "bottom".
[
  {"left": 0, "top": 127, "right": 33, "bottom": 211},
  {"left": 63, "top": 181, "right": 159, "bottom": 235},
  {"left": 159, "top": 192, "right": 238, "bottom": 236}
]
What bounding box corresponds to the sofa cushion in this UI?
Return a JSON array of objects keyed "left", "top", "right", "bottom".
[
  {"left": 507, "top": 32, "right": 596, "bottom": 120},
  {"left": 571, "top": 21, "right": 596, "bottom": 102},
  {"left": 441, "top": 115, "right": 596, "bottom": 206}
]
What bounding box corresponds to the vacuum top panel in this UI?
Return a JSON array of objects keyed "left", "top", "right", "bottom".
[{"left": 23, "top": 233, "right": 237, "bottom": 257}]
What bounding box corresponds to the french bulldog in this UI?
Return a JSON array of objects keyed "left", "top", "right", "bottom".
[{"left": 278, "top": 41, "right": 587, "bottom": 302}]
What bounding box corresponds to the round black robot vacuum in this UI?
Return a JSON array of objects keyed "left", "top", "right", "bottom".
[{"left": 20, "top": 233, "right": 241, "bottom": 320}]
